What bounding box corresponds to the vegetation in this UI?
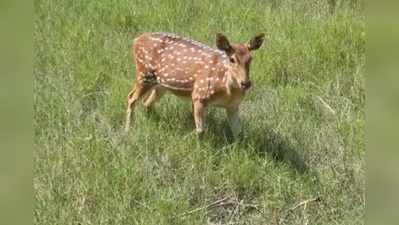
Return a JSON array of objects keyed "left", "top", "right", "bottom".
[{"left": 34, "top": 0, "right": 365, "bottom": 224}]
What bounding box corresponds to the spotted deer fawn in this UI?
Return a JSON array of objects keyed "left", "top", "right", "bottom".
[{"left": 125, "top": 32, "right": 265, "bottom": 136}]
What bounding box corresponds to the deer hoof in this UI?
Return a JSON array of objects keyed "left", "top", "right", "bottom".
[
  {"left": 196, "top": 128, "right": 204, "bottom": 137},
  {"left": 124, "top": 125, "right": 130, "bottom": 133}
]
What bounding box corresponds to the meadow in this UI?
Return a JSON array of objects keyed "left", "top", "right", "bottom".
[{"left": 34, "top": 0, "right": 365, "bottom": 224}]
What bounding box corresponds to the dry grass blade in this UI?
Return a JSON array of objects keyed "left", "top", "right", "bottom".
[
  {"left": 178, "top": 196, "right": 231, "bottom": 218},
  {"left": 288, "top": 196, "right": 321, "bottom": 212}
]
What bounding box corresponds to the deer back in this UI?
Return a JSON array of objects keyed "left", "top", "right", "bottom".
[{"left": 133, "top": 32, "right": 234, "bottom": 101}]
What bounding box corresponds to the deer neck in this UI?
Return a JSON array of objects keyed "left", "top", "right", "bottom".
[{"left": 225, "top": 66, "right": 243, "bottom": 95}]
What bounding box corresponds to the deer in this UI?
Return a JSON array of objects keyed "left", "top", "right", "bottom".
[{"left": 125, "top": 32, "right": 265, "bottom": 137}]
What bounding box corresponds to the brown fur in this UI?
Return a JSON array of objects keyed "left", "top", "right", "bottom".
[{"left": 125, "top": 32, "right": 265, "bottom": 136}]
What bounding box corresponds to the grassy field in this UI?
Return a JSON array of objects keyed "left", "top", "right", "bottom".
[{"left": 34, "top": 0, "right": 365, "bottom": 224}]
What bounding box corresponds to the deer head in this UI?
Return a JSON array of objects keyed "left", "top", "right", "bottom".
[{"left": 216, "top": 33, "right": 265, "bottom": 90}]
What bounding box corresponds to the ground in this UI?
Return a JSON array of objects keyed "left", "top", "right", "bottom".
[{"left": 34, "top": 0, "right": 365, "bottom": 224}]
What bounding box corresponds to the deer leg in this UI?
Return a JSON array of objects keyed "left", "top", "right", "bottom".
[
  {"left": 226, "top": 107, "right": 241, "bottom": 137},
  {"left": 193, "top": 100, "right": 207, "bottom": 136},
  {"left": 125, "top": 82, "right": 152, "bottom": 132},
  {"left": 143, "top": 87, "right": 165, "bottom": 110}
]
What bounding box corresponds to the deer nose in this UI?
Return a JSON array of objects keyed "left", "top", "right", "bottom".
[{"left": 240, "top": 81, "right": 251, "bottom": 90}]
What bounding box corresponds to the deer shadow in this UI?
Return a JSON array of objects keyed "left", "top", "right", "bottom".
[
  {"left": 246, "top": 126, "right": 309, "bottom": 174},
  {"left": 143, "top": 106, "right": 308, "bottom": 175},
  {"left": 206, "top": 116, "right": 309, "bottom": 175}
]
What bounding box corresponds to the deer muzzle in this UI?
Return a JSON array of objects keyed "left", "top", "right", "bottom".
[{"left": 240, "top": 81, "right": 252, "bottom": 90}]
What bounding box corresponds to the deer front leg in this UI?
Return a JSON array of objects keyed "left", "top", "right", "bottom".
[
  {"left": 193, "top": 100, "right": 207, "bottom": 136},
  {"left": 226, "top": 107, "right": 241, "bottom": 137}
]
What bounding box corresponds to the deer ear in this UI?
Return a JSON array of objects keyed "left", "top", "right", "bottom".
[
  {"left": 248, "top": 33, "right": 265, "bottom": 51},
  {"left": 216, "top": 33, "right": 233, "bottom": 54}
]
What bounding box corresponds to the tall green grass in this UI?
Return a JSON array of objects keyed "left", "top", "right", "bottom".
[{"left": 34, "top": 0, "right": 365, "bottom": 224}]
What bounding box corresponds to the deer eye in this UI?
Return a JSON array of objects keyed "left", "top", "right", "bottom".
[{"left": 230, "top": 57, "right": 236, "bottom": 63}]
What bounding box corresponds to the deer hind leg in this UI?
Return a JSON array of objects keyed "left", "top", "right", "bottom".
[
  {"left": 226, "top": 107, "right": 241, "bottom": 137},
  {"left": 143, "top": 87, "right": 165, "bottom": 110},
  {"left": 193, "top": 100, "right": 207, "bottom": 136},
  {"left": 125, "top": 81, "right": 153, "bottom": 132}
]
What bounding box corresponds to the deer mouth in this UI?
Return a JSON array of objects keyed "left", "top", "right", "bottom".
[{"left": 240, "top": 81, "right": 252, "bottom": 90}]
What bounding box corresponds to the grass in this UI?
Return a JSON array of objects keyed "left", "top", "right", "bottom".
[{"left": 34, "top": 0, "right": 365, "bottom": 224}]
